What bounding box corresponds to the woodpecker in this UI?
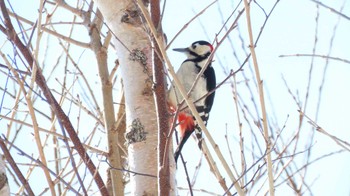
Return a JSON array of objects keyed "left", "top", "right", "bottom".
[{"left": 168, "top": 40, "right": 216, "bottom": 163}]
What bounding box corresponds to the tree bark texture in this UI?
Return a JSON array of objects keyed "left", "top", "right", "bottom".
[
  {"left": 95, "top": 0, "right": 158, "bottom": 195},
  {"left": 149, "top": 0, "right": 176, "bottom": 194}
]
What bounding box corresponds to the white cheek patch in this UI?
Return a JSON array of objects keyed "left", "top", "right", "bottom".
[{"left": 197, "top": 45, "right": 211, "bottom": 56}]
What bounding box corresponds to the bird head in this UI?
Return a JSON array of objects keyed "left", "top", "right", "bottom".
[{"left": 173, "top": 41, "right": 213, "bottom": 60}]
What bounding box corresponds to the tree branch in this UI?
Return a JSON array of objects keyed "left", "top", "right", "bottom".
[{"left": 0, "top": 1, "right": 109, "bottom": 195}]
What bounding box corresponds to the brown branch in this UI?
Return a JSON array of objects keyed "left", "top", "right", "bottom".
[
  {"left": 0, "top": 63, "right": 31, "bottom": 75},
  {"left": 243, "top": 0, "right": 274, "bottom": 194},
  {"left": 178, "top": 153, "right": 194, "bottom": 196},
  {"left": 42, "top": 27, "right": 90, "bottom": 48},
  {"left": 0, "top": 1, "right": 109, "bottom": 195},
  {"left": 0, "top": 136, "right": 81, "bottom": 195},
  {"left": 224, "top": 149, "right": 268, "bottom": 196},
  {"left": 0, "top": 138, "right": 34, "bottom": 196},
  {"left": 0, "top": 114, "right": 107, "bottom": 155},
  {"left": 148, "top": 0, "right": 172, "bottom": 194},
  {"left": 88, "top": 7, "right": 124, "bottom": 195}
]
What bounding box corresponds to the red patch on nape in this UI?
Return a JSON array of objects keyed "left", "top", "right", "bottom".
[
  {"left": 208, "top": 44, "right": 214, "bottom": 52},
  {"left": 177, "top": 112, "right": 195, "bottom": 138}
]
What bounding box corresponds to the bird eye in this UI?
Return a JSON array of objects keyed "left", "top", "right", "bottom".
[{"left": 192, "top": 44, "right": 197, "bottom": 49}]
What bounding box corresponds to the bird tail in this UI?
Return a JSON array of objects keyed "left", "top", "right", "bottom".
[
  {"left": 174, "top": 107, "right": 210, "bottom": 163},
  {"left": 195, "top": 125, "right": 203, "bottom": 149},
  {"left": 174, "top": 130, "right": 192, "bottom": 163}
]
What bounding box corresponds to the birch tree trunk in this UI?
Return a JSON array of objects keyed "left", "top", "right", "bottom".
[{"left": 95, "top": 0, "right": 158, "bottom": 194}]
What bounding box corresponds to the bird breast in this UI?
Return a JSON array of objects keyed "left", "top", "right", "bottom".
[{"left": 168, "top": 61, "right": 207, "bottom": 111}]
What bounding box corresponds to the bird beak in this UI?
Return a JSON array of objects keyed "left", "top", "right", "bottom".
[{"left": 173, "top": 47, "right": 189, "bottom": 53}]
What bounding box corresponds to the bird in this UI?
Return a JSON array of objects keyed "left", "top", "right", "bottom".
[{"left": 167, "top": 40, "right": 216, "bottom": 163}]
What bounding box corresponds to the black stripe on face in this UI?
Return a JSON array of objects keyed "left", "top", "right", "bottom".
[
  {"left": 189, "top": 50, "right": 200, "bottom": 58},
  {"left": 187, "top": 51, "right": 211, "bottom": 63}
]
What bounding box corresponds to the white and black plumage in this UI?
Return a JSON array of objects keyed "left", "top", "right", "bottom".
[{"left": 168, "top": 41, "right": 216, "bottom": 163}]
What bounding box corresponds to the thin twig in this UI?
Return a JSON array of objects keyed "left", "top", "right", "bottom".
[
  {"left": 0, "top": 135, "right": 81, "bottom": 195},
  {"left": 0, "top": 1, "right": 109, "bottom": 194},
  {"left": 300, "top": 110, "right": 350, "bottom": 151},
  {"left": 0, "top": 139, "right": 35, "bottom": 196},
  {"left": 243, "top": 0, "right": 274, "bottom": 195},
  {"left": 279, "top": 54, "right": 350, "bottom": 64},
  {"left": 165, "top": 0, "right": 218, "bottom": 50},
  {"left": 309, "top": 0, "right": 350, "bottom": 20}
]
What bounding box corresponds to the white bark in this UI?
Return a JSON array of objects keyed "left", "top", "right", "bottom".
[{"left": 95, "top": 0, "right": 158, "bottom": 195}]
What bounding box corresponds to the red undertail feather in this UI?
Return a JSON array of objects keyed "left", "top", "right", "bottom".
[
  {"left": 177, "top": 112, "right": 195, "bottom": 138},
  {"left": 169, "top": 103, "right": 196, "bottom": 163},
  {"left": 174, "top": 111, "right": 195, "bottom": 163}
]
